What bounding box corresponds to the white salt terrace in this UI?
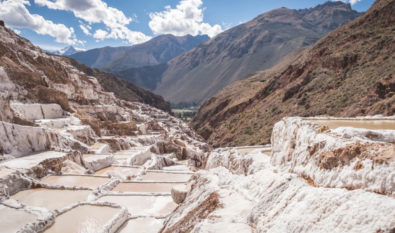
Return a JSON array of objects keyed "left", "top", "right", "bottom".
[
  {"left": 95, "top": 166, "right": 141, "bottom": 176},
  {"left": 306, "top": 117, "right": 395, "bottom": 130},
  {"left": 2, "top": 103, "right": 393, "bottom": 232},
  {"left": 98, "top": 195, "right": 178, "bottom": 217},
  {"left": 82, "top": 154, "right": 114, "bottom": 171},
  {"left": 235, "top": 145, "right": 272, "bottom": 155},
  {"left": 1, "top": 155, "right": 193, "bottom": 232},
  {"left": 11, "top": 188, "right": 91, "bottom": 210},
  {"left": 1, "top": 151, "right": 67, "bottom": 171},
  {"left": 112, "top": 182, "right": 183, "bottom": 193},
  {"left": 10, "top": 102, "right": 64, "bottom": 121},
  {"left": 0, "top": 204, "right": 37, "bottom": 233},
  {"left": 0, "top": 102, "right": 198, "bottom": 232},
  {"left": 117, "top": 217, "right": 164, "bottom": 233},
  {"left": 44, "top": 204, "right": 125, "bottom": 233},
  {"left": 40, "top": 175, "right": 110, "bottom": 189},
  {"left": 140, "top": 171, "right": 192, "bottom": 182}
]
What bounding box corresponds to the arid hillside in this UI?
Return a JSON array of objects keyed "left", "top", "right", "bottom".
[
  {"left": 192, "top": 0, "right": 395, "bottom": 147},
  {"left": 0, "top": 23, "right": 170, "bottom": 113},
  {"left": 152, "top": 1, "right": 361, "bottom": 104}
]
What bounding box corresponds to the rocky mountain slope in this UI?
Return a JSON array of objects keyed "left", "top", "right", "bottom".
[
  {"left": 0, "top": 23, "right": 170, "bottom": 112},
  {"left": 191, "top": 0, "right": 395, "bottom": 147},
  {"left": 70, "top": 34, "right": 209, "bottom": 72},
  {"left": 146, "top": 1, "right": 361, "bottom": 104}
]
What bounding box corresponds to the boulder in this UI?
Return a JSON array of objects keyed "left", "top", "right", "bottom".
[{"left": 171, "top": 184, "right": 189, "bottom": 204}]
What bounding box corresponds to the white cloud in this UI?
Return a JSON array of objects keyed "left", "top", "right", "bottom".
[
  {"left": 79, "top": 21, "right": 91, "bottom": 36},
  {"left": 148, "top": 0, "right": 223, "bottom": 38},
  {"left": 93, "top": 29, "right": 107, "bottom": 39},
  {"left": 334, "top": 0, "right": 362, "bottom": 5},
  {"left": 0, "top": 0, "right": 81, "bottom": 45},
  {"left": 36, "top": 43, "right": 64, "bottom": 51},
  {"left": 34, "top": 0, "right": 151, "bottom": 44},
  {"left": 12, "top": 29, "right": 21, "bottom": 35}
]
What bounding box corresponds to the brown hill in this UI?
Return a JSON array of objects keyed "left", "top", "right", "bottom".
[
  {"left": 191, "top": 0, "right": 395, "bottom": 147},
  {"left": 0, "top": 22, "right": 170, "bottom": 113},
  {"left": 152, "top": 1, "right": 361, "bottom": 104}
]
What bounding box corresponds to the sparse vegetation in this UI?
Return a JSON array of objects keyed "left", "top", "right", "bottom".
[
  {"left": 192, "top": 0, "right": 395, "bottom": 147},
  {"left": 172, "top": 108, "right": 198, "bottom": 122}
]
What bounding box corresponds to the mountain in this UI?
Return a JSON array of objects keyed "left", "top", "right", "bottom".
[
  {"left": 70, "top": 34, "right": 209, "bottom": 71},
  {"left": 0, "top": 22, "right": 170, "bottom": 113},
  {"left": 191, "top": 0, "right": 395, "bottom": 147},
  {"left": 52, "top": 46, "right": 85, "bottom": 56},
  {"left": 122, "top": 1, "right": 360, "bottom": 104}
]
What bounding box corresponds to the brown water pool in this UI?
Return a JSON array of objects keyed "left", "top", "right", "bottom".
[
  {"left": 309, "top": 119, "right": 395, "bottom": 130},
  {"left": 117, "top": 218, "right": 163, "bottom": 233},
  {"left": 95, "top": 166, "right": 140, "bottom": 177},
  {"left": 11, "top": 188, "right": 91, "bottom": 210},
  {"left": 44, "top": 205, "right": 121, "bottom": 233},
  {"left": 112, "top": 182, "right": 179, "bottom": 193},
  {"left": 98, "top": 195, "right": 177, "bottom": 216},
  {"left": 141, "top": 172, "right": 191, "bottom": 182},
  {"left": 162, "top": 165, "right": 190, "bottom": 172},
  {"left": 41, "top": 175, "right": 110, "bottom": 189},
  {"left": 0, "top": 205, "right": 37, "bottom": 233}
]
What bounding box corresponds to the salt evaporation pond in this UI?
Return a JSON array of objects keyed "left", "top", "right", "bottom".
[
  {"left": 141, "top": 172, "right": 192, "bottom": 182},
  {"left": 237, "top": 147, "right": 272, "bottom": 155},
  {"left": 0, "top": 205, "right": 37, "bottom": 233},
  {"left": 117, "top": 217, "right": 163, "bottom": 233},
  {"left": 310, "top": 119, "right": 395, "bottom": 130},
  {"left": 44, "top": 205, "right": 121, "bottom": 233},
  {"left": 98, "top": 195, "right": 177, "bottom": 216},
  {"left": 11, "top": 188, "right": 91, "bottom": 210},
  {"left": 95, "top": 166, "right": 140, "bottom": 176},
  {"left": 112, "top": 182, "right": 179, "bottom": 193},
  {"left": 41, "top": 175, "right": 110, "bottom": 188}
]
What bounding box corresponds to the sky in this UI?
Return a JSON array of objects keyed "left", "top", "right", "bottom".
[{"left": 0, "top": 0, "right": 375, "bottom": 51}]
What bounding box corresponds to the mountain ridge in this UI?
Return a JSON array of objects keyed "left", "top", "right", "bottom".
[
  {"left": 124, "top": 1, "right": 361, "bottom": 104},
  {"left": 191, "top": 0, "right": 394, "bottom": 147},
  {"left": 70, "top": 34, "right": 209, "bottom": 72}
]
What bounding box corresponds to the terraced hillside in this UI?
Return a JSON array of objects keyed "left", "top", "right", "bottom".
[{"left": 0, "top": 19, "right": 210, "bottom": 232}]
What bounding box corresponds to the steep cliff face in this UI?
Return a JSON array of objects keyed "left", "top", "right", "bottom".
[
  {"left": 151, "top": 1, "right": 361, "bottom": 104},
  {"left": 192, "top": 0, "right": 395, "bottom": 147}
]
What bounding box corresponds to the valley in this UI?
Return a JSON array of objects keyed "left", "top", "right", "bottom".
[{"left": 0, "top": 0, "right": 394, "bottom": 232}]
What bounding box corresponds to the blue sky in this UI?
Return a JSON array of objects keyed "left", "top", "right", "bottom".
[{"left": 0, "top": 0, "right": 374, "bottom": 51}]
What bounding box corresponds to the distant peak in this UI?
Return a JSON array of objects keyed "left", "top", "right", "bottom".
[
  {"left": 53, "top": 46, "right": 85, "bottom": 56},
  {"left": 316, "top": 1, "right": 352, "bottom": 10}
]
